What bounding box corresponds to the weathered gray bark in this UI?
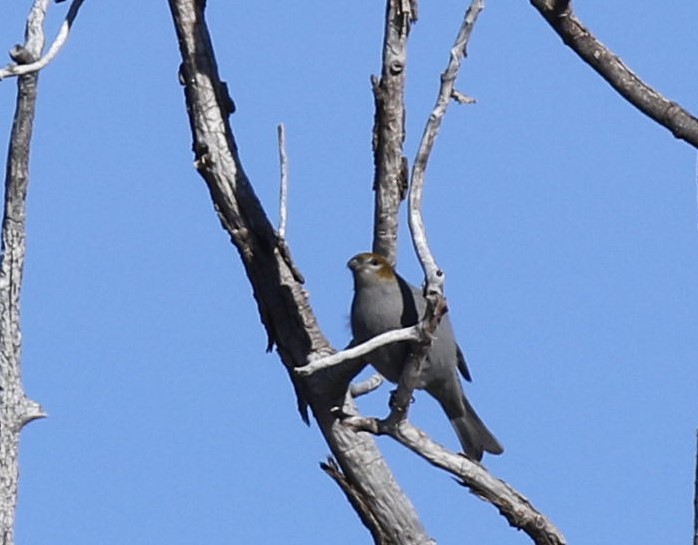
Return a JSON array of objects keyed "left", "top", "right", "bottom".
[
  {"left": 0, "top": 1, "right": 50, "bottom": 542},
  {"left": 167, "top": 1, "right": 432, "bottom": 543},
  {"left": 370, "top": 0, "right": 415, "bottom": 264},
  {"left": 346, "top": 417, "right": 566, "bottom": 545},
  {"left": 530, "top": 0, "right": 698, "bottom": 149}
]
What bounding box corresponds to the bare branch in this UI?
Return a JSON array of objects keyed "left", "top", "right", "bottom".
[
  {"left": 530, "top": 0, "right": 698, "bottom": 149},
  {"left": 409, "top": 0, "right": 483, "bottom": 290},
  {"left": 371, "top": 0, "right": 416, "bottom": 263},
  {"left": 297, "top": 325, "right": 420, "bottom": 377},
  {"left": 387, "top": 0, "right": 484, "bottom": 427},
  {"left": 274, "top": 123, "right": 302, "bottom": 282},
  {"left": 0, "top": 0, "right": 85, "bottom": 81},
  {"left": 0, "top": 0, "right": 52, "bottom": 542},
  {"left": 349, "top": 6, "right": 563, "bottom": 543},
  {"left": 345, "top": 416, "right": 567, "bottom": 545},
  {"left": 277, "top": 123, "right": 289, "bottom": 239}
]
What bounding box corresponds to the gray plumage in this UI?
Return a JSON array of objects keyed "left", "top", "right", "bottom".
[{"left": 348, "top": 252, "right": 503, "bottom": 461}]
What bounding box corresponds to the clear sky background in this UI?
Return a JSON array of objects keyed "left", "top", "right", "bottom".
[{"left": 1, "top": 2, "right": 697, "bottom": 544}]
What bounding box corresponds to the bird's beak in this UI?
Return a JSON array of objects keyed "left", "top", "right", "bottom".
[{"left": 347, "top": 256, "right": 358, "bottom": 271}]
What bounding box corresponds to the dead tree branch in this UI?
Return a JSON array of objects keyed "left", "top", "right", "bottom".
[
  {"left": 388, "top": 0, "right": 485, "bottom": 424},
  {"left": 169, "top": 2, "right": 566, "bottom": 544},
  {"left": 167, "top": 1, "right": 433, "bottom": 543},
  {"left": 530, "top": 0, "right": 698, "bottom": 149},
  {"left": 370, "top": 0, "right": 416, "bottom": 263},
  {"left": 352, "top": 5, "right": 567, "bottom": 544},
  {"left": 410, "top": 0, "right": 483, "bottom": 286},
  {"left": 367, "top": 0, "right": 484, "bottom": 431},
  {"left": 0, "top": 0, "right": 52, "bottom": 542},
  {"left": 277, "top": 123, "right": 288, "bottom": 239},
  {"left": 297, "top": 325, "right": 420, "bottom": 376},
  {"left": 345, "top": 416, "right": 567, "bottom": 545}
]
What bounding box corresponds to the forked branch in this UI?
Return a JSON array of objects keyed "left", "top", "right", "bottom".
[
  {"left": 168, "top": 1, "right": 432, "bottom": 542},
  {"left": 354, "top": 3, "right": 568, "bottom": 543},
  {"left": 345, "top": 416, "right": 566, "bottom": 545},
  {"left": 388, "top": 0, "right": 484, "bottom": 426},
  {"left": 0, "top": 0, "right": 86, "bottom": 81}
]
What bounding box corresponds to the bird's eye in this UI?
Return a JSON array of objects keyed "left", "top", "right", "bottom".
[{"left": 369, "top": 257, "right": 380, "bottom": 266}]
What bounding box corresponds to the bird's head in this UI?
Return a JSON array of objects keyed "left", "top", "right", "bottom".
[{"left": 347, "top": 252, "right": 396, "bottom": 288}]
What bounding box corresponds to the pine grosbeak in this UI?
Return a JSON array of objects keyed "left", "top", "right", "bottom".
[{"left": 348, "top": 252, "right": 503, "bottom": 461}]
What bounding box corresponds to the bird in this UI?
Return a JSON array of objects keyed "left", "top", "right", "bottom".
[{"left": 347, "top": 252, "right": 503, "bottom": 461}]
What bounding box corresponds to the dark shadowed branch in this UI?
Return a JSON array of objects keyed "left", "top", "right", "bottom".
[{"left": 529, "top": 0, "right": 698, "bottom": 149}]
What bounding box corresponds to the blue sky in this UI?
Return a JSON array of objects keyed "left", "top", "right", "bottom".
[{"left": 1, "top": 1, "right": 697, "bottom": 544}]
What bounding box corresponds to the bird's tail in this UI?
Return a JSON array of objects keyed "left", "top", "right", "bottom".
[{"left": 446, "top": 394, "right": 503, "bottom": 462}]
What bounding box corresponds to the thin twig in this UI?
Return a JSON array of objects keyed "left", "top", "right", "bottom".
[
  {"left": 296, "top": 325, "right": 421, "bottom": 377},
  {"left": 529, "top": 0, "right": 698, "bottom": 149},
  {"left": 409, "top": 0, "right": 484, "bottom": 290},
  {"left": 0, "top": 0, "right": 85, "bottom": 80},
  {"left": 277, "top": 123, "right": 288, "bottom": 239},
  {"left": 387, "top": 0, "right": 484, "bottom": 424}
]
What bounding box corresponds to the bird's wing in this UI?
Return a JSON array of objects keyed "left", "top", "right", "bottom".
[
  {"left": 397, "top": 275, "right": 421, "bottom": 326},
  {"left": 456, "top": 344, "right": 472, "bottom": 382}
]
